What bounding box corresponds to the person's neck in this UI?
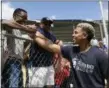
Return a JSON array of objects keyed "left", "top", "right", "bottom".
[{"left": 79, "top": 41, "right": 91, "bottom": 53}]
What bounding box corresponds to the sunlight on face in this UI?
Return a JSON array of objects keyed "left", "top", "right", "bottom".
[
  {"left": 16, "top": 11, "right": 28, "bottom": 24},
  {"left": 72, "top": 27, "right": 86, "bottom": 44}
]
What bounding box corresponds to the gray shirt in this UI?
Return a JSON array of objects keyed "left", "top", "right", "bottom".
[{"left": 1, "top": 27, "right": 24, "bottom": 71}]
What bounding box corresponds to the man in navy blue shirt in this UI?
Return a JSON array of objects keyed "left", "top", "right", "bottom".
[
  {"left": 34, "top": 23, "right": 109, "bottom": 88},
  {"left": 27, "top": 17, "right": 57, "bottom": 88}
]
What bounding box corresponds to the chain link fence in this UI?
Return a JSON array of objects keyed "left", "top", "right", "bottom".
[
  {"left": 1, "top": 26, "right": 107, "bottom": 88},
  {"left": 1, "top": 27, "right": 74, "bottom": 88},
  {"left": 1, "top": 28, "right": 30, "bottom": 88}
]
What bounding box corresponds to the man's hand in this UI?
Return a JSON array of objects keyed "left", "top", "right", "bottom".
[
  {"left": 26, "top": 24, "right": 37, "bottom": 30},
  {"left": 55, "top": 40, "right": 63, "bottom": 46},
  {"left": 26, "top": 24, "right": 37, "bottom": 39}
]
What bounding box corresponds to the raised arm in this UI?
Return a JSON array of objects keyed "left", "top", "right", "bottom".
[
  {"left": 34, "top": 31, "right": 61, "bottom": 53},
  {"left": 2, "top": 19, "right": 36, "bottom": 33}
]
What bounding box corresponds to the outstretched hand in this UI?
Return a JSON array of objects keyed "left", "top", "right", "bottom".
[
  {"left": 26, "top": 24, "right": 37, "bottom": 30},
  {"left": 26, "top": 24, "right": 38, "bottom": 39},
  {"left": 55, "top": 40, "right": 63, "bottom": 46}
]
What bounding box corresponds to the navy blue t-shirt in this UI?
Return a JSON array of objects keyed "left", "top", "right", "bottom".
[
  {"left": 28, "top": 28, "right": 56, "bottom": 67},
  {"left": 61, "top": 45, "right": 109, "bottom": 88}
]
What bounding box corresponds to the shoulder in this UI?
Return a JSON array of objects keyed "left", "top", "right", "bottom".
[
  {"left": 37, "top": 28, "right": 43, "bottom": 31},
  {"left": 61, "top": 45, "right": 72, "bottom": 59},
  {"left": 91, "top": 46, "right": 102, "bottom": 54},
  {"left": 49, "top": 31, "right": 57, "bottom": 42},
  {"left": 92, "top": 46, "right": 105, "bottom": 54},
  {"left": 91, "top": 46, "right": 108, "bottom": 59},
  {"left": 37, "top": 28, "right": 44, "bottom": 34},
  {"left": 61, "top": 45, "right": 73, "bottom": 54},
  {"left": 51, "top": 33, "right": 56, "bottom": 39},
  {"left": 49, "top": 31, "right": 56, "bottom": 37}
]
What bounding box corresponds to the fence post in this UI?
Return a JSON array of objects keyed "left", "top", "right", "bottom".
[{"left": 0, "top": 23, "right": 1, "bottom": 87}]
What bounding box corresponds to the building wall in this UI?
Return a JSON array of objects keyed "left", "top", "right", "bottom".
[
  {"left": 22, "top": 20, "right": 108, "bottom": 42},
  {"left": 52, "top": 20, "right": 103, "bottom": 42}
]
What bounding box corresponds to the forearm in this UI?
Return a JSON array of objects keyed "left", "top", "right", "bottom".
[
  {"left": 14, "top": 23, "right": 36, "bottom": 33},
  {"left": 34, "top": 32, "right": 61, "bottom": 53},
  {"left": 35, "top": 38, "right": 60, "bottom": 53},
  {"left": 2, "top": 19, "right": 36, "bottom": 33}
]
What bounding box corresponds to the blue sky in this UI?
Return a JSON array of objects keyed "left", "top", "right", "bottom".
[{"left": 2, "top": 1, "right": 108, "bottom": 20}]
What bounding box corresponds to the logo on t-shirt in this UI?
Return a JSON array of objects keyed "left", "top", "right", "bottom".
[{"left": 72, "top": 57, "right": 94, "bottom": 73}]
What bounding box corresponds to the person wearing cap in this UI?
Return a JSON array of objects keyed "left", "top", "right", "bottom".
[
  {"left": 33, "top": 23, "right": 109, "bottom": 88},
  {"left": 27, "top": 17, "right": 58, "bottom": 88}
]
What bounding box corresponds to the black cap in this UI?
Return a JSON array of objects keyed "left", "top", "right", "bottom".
[{"left": 41, "top": 17, "right": 53, "bottom": 25}]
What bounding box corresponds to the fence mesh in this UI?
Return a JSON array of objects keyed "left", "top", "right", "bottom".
[
  {"left": 1, "top": 29, "right": 28, "bottom": 88},
  {"left": 1, "top": 27, "right": 73, "bottom": 88}
]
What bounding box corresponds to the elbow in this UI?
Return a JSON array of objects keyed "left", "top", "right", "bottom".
[
  {"left": 50, "top": 49, "right": 56, "bottom": 53},
  {"left": 45, "top": 48, "right": 58, "bottom": 53},
  {"left": 50, "top": 45, "right": 61, "bottom": 54},
  {"left": 52, "top": 49, "right": 59, "bottom": 53}
]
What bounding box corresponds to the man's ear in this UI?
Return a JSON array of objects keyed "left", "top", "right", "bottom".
[
  {"left": 13, "top": 14, "right": 22, "bottom": 22},
  {"left": 83, "top": 32, "right": 88, "bottom": 39}
]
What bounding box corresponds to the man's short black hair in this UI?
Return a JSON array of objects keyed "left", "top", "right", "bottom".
[
  {"left": 77, "top": 23, "right": 95, "bottom": 42},
  {"left": 13, "top": 8, "right": 27, "bottom": 16},
  {"left": 41, "top": 17, "right": 53, "bottom": 25}
]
